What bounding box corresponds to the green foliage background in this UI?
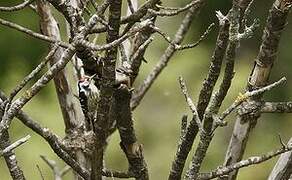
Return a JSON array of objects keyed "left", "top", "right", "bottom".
[{"left": 0, "top": 0, "right": 292, "bottom": 179}]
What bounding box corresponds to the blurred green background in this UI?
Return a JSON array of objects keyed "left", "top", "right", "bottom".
[{"left": 1, "top": 0, "right": 292, "bottom": 179}]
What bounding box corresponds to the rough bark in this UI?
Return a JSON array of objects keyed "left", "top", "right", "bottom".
[{"left": 268, "top": 138, "right": 292, "bottom": 180}]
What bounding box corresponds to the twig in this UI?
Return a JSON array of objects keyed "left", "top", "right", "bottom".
[
  {"left": 0, "top": 45, "right": 76, "bottom": 136},
  {"left": 214, "top": 77, "right": 287, "bottom": 127},
  {"left": 36, "top": 165, "right": 45, "bottom": 180},
  {"left": 29, "top": 4, "right": 37, "bottom": 13},
  {"left": 149, "top": 23, "right": 214, "bottom": 51},
  {"left": 8, "top": 45, "right": 58, "bottom": 102},
  {"left": 0, "top": 0, "right": 34, "bottom": 11},
  {"left": 168, "top": 8, "right": 228, "bottom": 180},
  {"left": 148, "top": 0, "right": 200, "bottom": 17},
  {"left": 261, "top": 101, "right": 292, "bottom": 113},
  {"left": 198, "top": 141, "right": 292, "bottom": 180},
  {"left": 40, "top": 155, "right": 71, "bottom": 180},
  {"left": 196, "top": 10, "right": 229, "bottom": 121},
  {"left": 0, "top": 135, "right": 31, "bottom": 156},
  {"left": 0, "top": 17, "right": 69, "bottom": 48},
  {"left": 178, "top": 77, "right": 204, "bottom": 133},
  {"left": 0, "top": 92, "right": 90, "bottom": 180},
  {"left": 92, "top": 15, "right": 112, "bottom": 30},
  {"left": 186, "top": 2, "right": 257, "bottom": 179},
  {"left": 121, "top": 0, "right": 160, "bottom": 24},
  {"left": 127, "top": 0, "right": 135, "bottom": 14},
  {"left": 102, "top": 169, "right": 134, "bottom": 178},
  {"left": 130, "top": 37, "right": 152, "bottom": 64},
  {"left": 222, "top": 1, "right": 292, "bottom": 179},
  {"left": 149, "top": 24, "right": 174, "bottom": 45},
  {"left": 175, "top": 23, "right": 215, "bottom": 50},
  {"left": 79, "top": 18, "right": 154, "bottom": 51},
  {"left": 131, "top": 0, "right": 206, "bottom": 110},
  {"left": 241, "top": 0, "right": 255, "bottom": 28},
  {"left": 0, "top": 130, "right": 26, "bottom": 180},
  {"left": 268, "top": 138, "right": 292, "bottom": 180}
]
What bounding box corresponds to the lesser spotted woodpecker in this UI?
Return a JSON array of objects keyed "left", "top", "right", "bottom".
[{"left": 78, "top": 75, "right": 100, "bottom": 130}]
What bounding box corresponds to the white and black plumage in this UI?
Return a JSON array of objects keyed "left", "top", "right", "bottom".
[{"left": 78, "top": 75, "right": 100, "bottom": 131}]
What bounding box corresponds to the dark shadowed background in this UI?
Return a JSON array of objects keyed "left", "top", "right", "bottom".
[{"left": 0, "top": 0, "right": 292, "bottom": 179}]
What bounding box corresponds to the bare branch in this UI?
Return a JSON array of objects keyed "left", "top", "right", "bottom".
[
  {"left": 261, "top": 102, "right": 292, "bottom": 113},
  {"left": 0, "top": 135, "right": 30, "bottom": 157},
  {"left": 0, "top": 45, "right": 76, "bottom": 136},
  {"left": 168, "top": 9, "right": 230, "bottom": 180},
  {"left": 148, "top": 0, "right": 201, "bottom": 17},
  {"left": 196, "top": 10, "right": 230, "bottom": 121},
  {"left": 199, "top": 142, "right": 292, "bottom": 180},
  {"left": 175, "top": 23, "right": 215, "bottom": 50},
  {"left": 0, "top": 0, "right": 34, "bottom": 12},
  {"left": 268, "top": 138, "right": 292, "bottom": 180},
  {"left": 37, "top": 0, "right": 82, "bottom": 132},
  {"left": 186, "top": 2, "right": 259, "bottom": 178},
  {"left": 131, "top": 0, "right": 206, "bottom": 111},
  {"left": 8, "top": 46, "right": 58, "bottom": 102},
  {"left": 178, "top": 77, "right": 204, "bottom": 133},
  {"left": 102, "top": 169, "right": 134, "bottom": 179},
  {"left": 129, "top": 37, "right": 153, "bottom": 83},
  {"left": 92, "top": 0, "right": 123, "bottom": 179},
  {"left": 36, "top": 165, "right": 45, "bottom": 180},
  {"left": 127, "top": 0, "right": 136, "bottom": 14},
  {"left": 113, "top": 84, "right": 149, "bottom": 180},
  {"left": 0, "top": 130, "right": 26, "bottom": 180},
  {"left": 0, "top": 18, "right": 69, "bottom": 48},
  {"left": 80, "top": 18, "right": 154, "bottom": 51},
  {"left": 121, "top": 0, "right": 160, "bottom": 24},
  {"left": 40, "top": 155, "right": 71, "bottom": 180},
  {"left": 215, "top": 77, "right": 287, "bottom": 127},
  {"left": 222, "top": 0, "right": 292, "bottom": 179},
  {"left": 0, "top": 92, "right": 90, "bottom": 180}
]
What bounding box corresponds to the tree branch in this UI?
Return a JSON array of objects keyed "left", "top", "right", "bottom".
[
  {"left": 0, "top": 45, "right": 76, "bottom": 137},
  {"left": 92, "top": 0, "right": 122, "bottom": 179},
  {"left": 148, "top": 0, "right": 201, "bottom": 17},
  {"left": 261, "top": 102, "right": 292, "bottom": 113},
  {"left": 0, "top": 135, "right": 30, "bottom": 157},
  {"left": 221, "top": 0, "right": 292, "bottom": 179},
  {"left": 131, "top": 0, "right": 206, "bottom": 111},
  {"left": 8, "top": 46, "right": 58, "bottom": 102},
  {"left": 37, "top": 0, "right": 82, "bottom": 133},
  {"left": 199, "top": 141, "right": 292, "bottom": 180},
  {"left": 40, "top": 155, "right": 71, "bottom": 180},
  {"left": 0, "top": 0, "right": 34, "bottom": 12},
  {"left": 0, "top": 92, "right": 90, "bottom": 180},
  {"left": 113, "top": 84, "right": 149, "bottom": 180},
  {"left": 268, "top": 138, "right": 292, "bottom": 180},
  {"left": 0, "top": 17, "right": 69, "bottom": 48},
  {"left": 168, "top": 7, "right": 229, "bottom": 180}
]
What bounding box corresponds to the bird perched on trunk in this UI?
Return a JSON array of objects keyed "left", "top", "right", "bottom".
[{"left": 78, "top": 75, "right": 100, "bottom": 131}]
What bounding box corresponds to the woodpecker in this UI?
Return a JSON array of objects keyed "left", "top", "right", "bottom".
[{"left": 78, "top": 75, "right": 100, "bottom": 131}]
